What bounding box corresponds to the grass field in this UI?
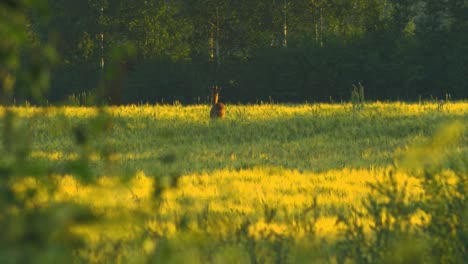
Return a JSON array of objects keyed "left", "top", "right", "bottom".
[{"left": 2, "top": 102, "right": 467, "bottom": 263}]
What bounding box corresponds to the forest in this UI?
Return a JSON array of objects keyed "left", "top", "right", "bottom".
[{"left": 9, "top": 0, "right": 468, "bottom": 104}]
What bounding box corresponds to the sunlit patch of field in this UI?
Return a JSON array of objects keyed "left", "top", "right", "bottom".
[
  {"left": 3, "top": 102, "right": 467, "bottom": 262},
  {"left": 2, "top": 101, "right": 468, "bottom": 119},
  {"left": 13, "top": 167, "right": 425, "bottom": 242}
]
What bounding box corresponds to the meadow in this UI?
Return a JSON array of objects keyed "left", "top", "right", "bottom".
[{"left": 2, "top": 101, "right": 467, "bottom": 263}]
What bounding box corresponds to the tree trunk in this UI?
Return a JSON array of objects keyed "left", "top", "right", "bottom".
[
  {"left": 100, "top": 6, "right": 105, "bottom": 69},
  {"left": 216, "top": 6, "right": 220, "bottom": 68},
  {"left": 283, "top": 0, "right": 288, "bottom": 47},
  {"left": 210, "top": 26, "right": 214, "bottom": 62},
  {"left": 311, "top": 0, "right": 325, "bottom": 46},
  {"left": 320, "top": 7, "right": 323, "bottom": 47}
]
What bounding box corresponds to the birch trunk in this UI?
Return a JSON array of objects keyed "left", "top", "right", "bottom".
[
  {"left": 283, "top": 0, "right": 288, "bottom": 47},
  {"left": 320, "top": 7, "right": 323, "bottom": 47},
  {"left": 209, "top": 26, "right": 214, "bottom": 62},
  {"left": 215, "top": 7, "right": 220, "bottom": 68},
  {"left": 100, "top": 6, "right": 105, "bottom": 69}
]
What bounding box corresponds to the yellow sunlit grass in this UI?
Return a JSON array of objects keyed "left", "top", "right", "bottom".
[
  {"left": 2, "top": 101, "right": 467, "bottom": 120},
  {"left": 12, "top": 166, "right": 427, "bottom": 242}
]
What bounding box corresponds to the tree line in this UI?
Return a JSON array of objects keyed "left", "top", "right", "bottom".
[{"left": 16, "top": 0, "right": 468, "bottom": 104}]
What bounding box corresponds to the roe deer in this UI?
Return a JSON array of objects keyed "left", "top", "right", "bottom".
[{"left": 210, "top": 85, "right": 226, "bottom": 119}]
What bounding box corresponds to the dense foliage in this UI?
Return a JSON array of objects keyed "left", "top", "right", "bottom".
[{"left": 8, "top": 0, "right": 468, "bottom": 104}]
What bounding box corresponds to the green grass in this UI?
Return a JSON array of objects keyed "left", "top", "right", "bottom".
[{"left": 24, "top": 102, "right": 467, "bottom": 174}]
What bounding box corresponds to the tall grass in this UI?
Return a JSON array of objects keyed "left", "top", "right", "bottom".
[{"left": 1, "top": 102, "right": 467, "bottom": 263}]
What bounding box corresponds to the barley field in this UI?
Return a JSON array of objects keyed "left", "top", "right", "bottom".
[{"left": 3, "top": 102, "right": 467, "bottom": 263}]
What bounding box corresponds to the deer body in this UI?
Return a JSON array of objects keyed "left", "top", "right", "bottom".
[{"left": 210, "top": 86, "right": 225, "bottom": 119}]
